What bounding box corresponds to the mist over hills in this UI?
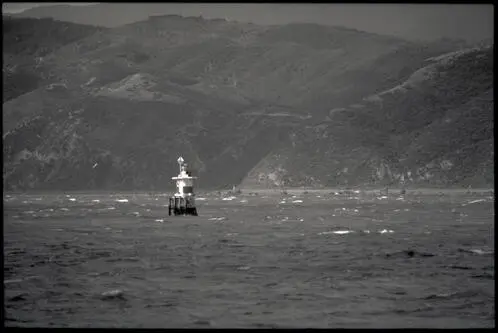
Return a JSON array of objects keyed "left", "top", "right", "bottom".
[{"left": 2, "top": 15, "right": 494, "bottom": 191}]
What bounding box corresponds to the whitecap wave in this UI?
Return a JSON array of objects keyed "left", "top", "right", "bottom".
[
  {"left": 237, "top": 266, "right": 251, "bottom": 271},
  {"left": 461, "top": 248, "right": 494, "bottom": 255},
  {"left": 101, "top": 289, "right": 124, "bottom": 299},
  {"left": 462, "top": 199, "right": 486, "bottom": 206},
  {"left": 333, "top": 230, "right": 354, "bottom": 235},
  {"left": 318, "top": 230, "right": 354, "bottom": 235},
  {"left": 208, "top": 217, "right": 227, "bottom": 221}
]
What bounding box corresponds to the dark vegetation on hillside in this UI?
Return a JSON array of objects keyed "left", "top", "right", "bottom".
[{"left": 3, "top": 17, "right": 105, "bottom": 102}]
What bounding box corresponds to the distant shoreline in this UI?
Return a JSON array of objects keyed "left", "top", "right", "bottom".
[
  {"left": 238, "top": 188, "right": 494, "bottom": 195},
  {"left": 3, "top": 187, "right": 494, "bottom": 196}
]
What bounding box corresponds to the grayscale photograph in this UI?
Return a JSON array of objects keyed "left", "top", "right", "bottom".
[{"left": 3, "top": 2, "right": 494, "bottom": 328}]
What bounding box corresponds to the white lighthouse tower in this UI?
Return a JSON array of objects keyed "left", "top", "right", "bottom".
[{"left": 168, "top": 156, "right": 198, "bottom": 216}]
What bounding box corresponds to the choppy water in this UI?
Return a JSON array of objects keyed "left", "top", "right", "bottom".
[{"left": 4, "top": 190, "right": 495, "bottom": 328}]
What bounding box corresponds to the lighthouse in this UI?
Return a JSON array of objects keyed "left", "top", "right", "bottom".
[{"left": 168, "top": 156, "right": 198, "bottom": 216}]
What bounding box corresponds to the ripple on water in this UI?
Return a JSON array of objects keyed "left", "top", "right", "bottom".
[{"left": 3, "top": 192, "right": 494, "bottom": 328}]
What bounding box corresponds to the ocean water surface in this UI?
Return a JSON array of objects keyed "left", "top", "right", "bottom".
[{"left": 3, "top": 190, "right": 495, "bottom": 328}]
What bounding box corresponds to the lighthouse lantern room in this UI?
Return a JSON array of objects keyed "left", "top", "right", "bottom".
[{"left": 168, "top": 156, "right": 198, "bottom": 216}]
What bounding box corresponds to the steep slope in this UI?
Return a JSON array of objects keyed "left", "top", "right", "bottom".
[
  {"left": 3, "top": 15, "right": 490, "bottom": 191},
  {"left": 241, "top": 45, "right": 494, "bottom": 189},
  {"left": 2, "top": 16, "right": 105, "bottom": 102}
]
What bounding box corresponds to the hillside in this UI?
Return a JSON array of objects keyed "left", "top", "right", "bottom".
[
  {"left": 2, "top": 16, "right": 106, "bottom": 102},
  {"left": 9, "top": 3, "right": 493, "bottom": 44},
  {"left": 2, "top": 15, "right": 493, "bottom": 191},
  {"left": 241, "top": 45, "right": 494, "bottom": 189},
  {"left": 9, "top": 4, "right": 198, "bottom": 28}
]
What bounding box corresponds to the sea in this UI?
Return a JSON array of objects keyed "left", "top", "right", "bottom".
[{"left": 3, "top": 189, "right": 495, "bottom": 328}]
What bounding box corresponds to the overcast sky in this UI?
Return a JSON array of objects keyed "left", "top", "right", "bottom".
[{"left": 2, "top": 3, "right": 494, "bottom": 42}]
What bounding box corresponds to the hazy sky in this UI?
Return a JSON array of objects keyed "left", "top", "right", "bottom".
[{"left": 2, "top": 3, "right": 494, "bottom": 42}]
